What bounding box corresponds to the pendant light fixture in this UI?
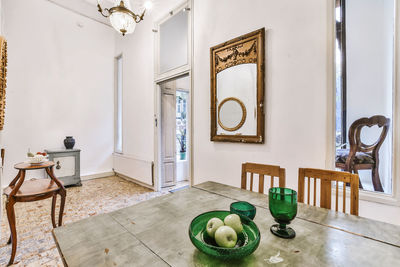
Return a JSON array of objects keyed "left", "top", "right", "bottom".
[{"left": 97, "top": 0, "right": 153, "bottom": 36}]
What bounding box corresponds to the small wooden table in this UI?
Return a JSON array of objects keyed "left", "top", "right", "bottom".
[
  {"left": 53, "top": 181, "right": 400, "bottom": 266},
  {"left": 3, "top": 161, "right": 66, "bottom": 266}
]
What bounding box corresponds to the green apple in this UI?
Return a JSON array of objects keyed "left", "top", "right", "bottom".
[
  {"left": 214, "top": 226, "right": 237, "bottom": 248},
  {"left": 224, "top": 214, "right": 243, "bottom": 234},
  {"left": 206, "top": 217, "right": 224, "bottom": 238}
]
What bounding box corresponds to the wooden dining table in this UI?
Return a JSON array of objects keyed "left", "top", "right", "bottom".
[{"left": 52, "top": 181, "right": 400, "bottom": 266}]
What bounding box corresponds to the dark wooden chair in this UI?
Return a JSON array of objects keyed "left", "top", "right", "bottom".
[
  {"left": 298, "top": 168, "right": 359, "bottom": 215},
  {"left": 335, "top": 115, "right": 390, "bottom": 192},
  {"left": 241, "top": 163, "right": 285, "bottom": 193}
]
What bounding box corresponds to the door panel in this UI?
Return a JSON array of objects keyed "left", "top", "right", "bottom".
[{"left": 161, "top": 87, "right": 176, "bottom": 187}]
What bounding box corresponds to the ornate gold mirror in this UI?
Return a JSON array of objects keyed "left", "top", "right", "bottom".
[
  {"left": 210, "top": 28, "right": 265, "bottom": 143},
  {"left": 0, "top": 36, "right": 7, "bottom": 130}
]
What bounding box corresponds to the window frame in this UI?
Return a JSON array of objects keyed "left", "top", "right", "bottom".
[
  {"left": 114, "top": 54, "right": 123, "bottom": 154},
  {"left": 330, "top": 0, "right": 400, "bottom": 206},
  {"left": 335, "top": 0, "right": 347, "bottom": 148}
]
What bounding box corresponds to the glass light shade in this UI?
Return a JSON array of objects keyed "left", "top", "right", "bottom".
[{"left": 109, "top": 11, "right": 136, "bottom": 35}]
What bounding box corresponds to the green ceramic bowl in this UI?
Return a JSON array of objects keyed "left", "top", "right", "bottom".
[
  {"left": 188, "top": 210, "right": 260, "bottom": 260},
  {"left": 230, "top": 201, "right": 257, "bottom": 220}
]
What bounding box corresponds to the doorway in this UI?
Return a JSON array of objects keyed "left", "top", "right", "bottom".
[{"left": 159, "top": 75, "right": 190, "bottom": 189}]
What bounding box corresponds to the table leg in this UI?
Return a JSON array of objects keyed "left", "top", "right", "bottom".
[
  {"left": 58, "top": 190, "right": 66, "bottom": 227},
  {"left": 6, "top": 197, "right": 16, "bottom": 266},
  {"left": 45, "top": 166, "right": 66, "bottom": 227},
  {"left": 8, "top": 170, "right": 21, "bottom": 187},
  {"left": 51, "top": 194, "right": 57, "bottom": 228}
]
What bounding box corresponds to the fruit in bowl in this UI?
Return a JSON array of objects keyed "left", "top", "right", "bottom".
[
  {"left": 224, "top": 214, "right": 243, "bottom": 234},
  {"left": 27, "top": 153, "right": 48, "bottom": 164},
  {"left": 189, "top": 210, "right": 260, "bottom": 260},
  {"left": 206, "top": 214, "right": 243, "bottom": 248},
  {"left": 215, "top": 225, "right": 237, "bottom": 248},
  {"left": 206, "top": 218, "right": 224, "bottom": 238}
]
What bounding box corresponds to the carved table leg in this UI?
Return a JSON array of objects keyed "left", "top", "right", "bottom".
[
  {"left": 58, "top": 190, "right": 66, "bottom": 227},
  {"left": 6, "top": 197, "right": 17, "bottom": 266},
  {"left": 51, "top": 194, "right": 57, "bottom": 228},
  {"left": 45, "top": 166, "right": 67, "bottom": 227}
]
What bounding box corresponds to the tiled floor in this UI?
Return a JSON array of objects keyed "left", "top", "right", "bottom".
[{"left": 0, "top": 176, "right": 175, "bottom": 266}]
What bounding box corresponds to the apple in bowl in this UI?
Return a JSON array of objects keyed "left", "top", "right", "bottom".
[
  {"left": 189, "top": 210, "right": 261, "bottom": 260},
  {"left": 214, "top": 225, "right": 238, "bottom": 248}
]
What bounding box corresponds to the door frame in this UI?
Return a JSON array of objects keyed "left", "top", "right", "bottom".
[
  {"left": 153, "top": 0, "right": 193, "bottom": 192},
  {"left": 154, "top": 73, "right": 192, "bottom": 191}
]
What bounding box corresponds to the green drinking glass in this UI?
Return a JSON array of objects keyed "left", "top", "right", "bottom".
[
  {"left": 268, "top": 187, "right": 297, "bottom": 239},
  {"left": 230, "top": 201, "right": 256, "bottom": 220}
]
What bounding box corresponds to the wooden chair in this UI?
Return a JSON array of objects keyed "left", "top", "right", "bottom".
[
  {"left": 335, "top": 115, "right": 390, "bottom": 192},
  {"left": 241, "top": 163, "right": 285, "bottom": 193},
  {"left": 298, "top": 168, "right": 359, "bottom": 215}
]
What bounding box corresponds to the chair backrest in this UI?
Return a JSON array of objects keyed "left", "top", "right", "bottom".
[
  {"left": 241, "top": 163, "right": 285, "bottom": 194},
  {"left": 298, "top": 168, "right": 359, "bottom": 215},
  {"left": 348, "top": 115, "right": 390, "bottom": 156}
]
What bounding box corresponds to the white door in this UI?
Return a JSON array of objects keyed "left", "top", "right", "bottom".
[{"left": 161, "top": 84, "right": 176, "bottom": 187}]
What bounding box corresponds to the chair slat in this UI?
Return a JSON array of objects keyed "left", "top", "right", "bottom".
[
  {"left": 259, "top": 174, "right": 264, "bottom": 194},
  {"left": 250, "top": 173, "right": 253, "bottom": 191},
  {"left": 343, "top": 182, "right": 346, "bottom": 213},
  {"left": 313, "top": 178, "right": 317, "bottom": 206},
  {"left": 307, "top": 177, "right": 310, "bottom": 205},
  {"left": 335, "top": 182, "right": 339, "bottom": 212},
  {"left": 271, "top": 176, "right": 274, "bottom": 188}
]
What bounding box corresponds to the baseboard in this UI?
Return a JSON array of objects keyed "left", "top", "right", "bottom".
[
  {"left": 81, "top": 171, "right": 115, "bottom": 181},
  {"left": 115, "top": 172, "right": 155, "bottom": 191}
]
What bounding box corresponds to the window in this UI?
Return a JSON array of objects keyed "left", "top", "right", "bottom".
[
  {"left": 115, "top": 55, "right": 123, "bottom": 153},
  {"left": 335, "top": 0, "right": 347, "bottom": 148},
  {"left": 159, "top": 9, "right": 189, "bottom": 74},
  {"left": 335, "top": 0, "right": 395, "bottom": 194}
]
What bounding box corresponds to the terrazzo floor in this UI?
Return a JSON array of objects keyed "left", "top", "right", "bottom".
[{"left": 0, "top": 176, "right": 178, "bottom": 266}]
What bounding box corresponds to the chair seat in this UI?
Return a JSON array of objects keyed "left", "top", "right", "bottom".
[
  {"left": 335, "top": 149, "right": 374, "bottom": 165},
  {"left": 4, "top": 178, "right": 63, "bottom": 197}
]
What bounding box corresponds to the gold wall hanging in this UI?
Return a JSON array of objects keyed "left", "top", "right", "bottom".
[
  {"left": 0, "top": 36, "right": 7, "bottom": 130},
  {"left": 210, "top": 28, "right": 265, "bottom": 143}
]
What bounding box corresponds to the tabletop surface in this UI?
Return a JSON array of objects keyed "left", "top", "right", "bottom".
[
  {"left": 14, "top": 161, "right": 54, "bottom": 170},
  {"left": 53, "top": 182, "right": 400, "bottom": 266}
]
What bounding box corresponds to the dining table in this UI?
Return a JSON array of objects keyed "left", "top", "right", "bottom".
[{"left": 52, "top": 181, "right": 400, "bottom": 266}]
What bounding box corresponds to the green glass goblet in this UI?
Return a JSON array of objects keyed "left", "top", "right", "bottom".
[{"left": 268, "top": 187, "right": 297, "bottom": 239}]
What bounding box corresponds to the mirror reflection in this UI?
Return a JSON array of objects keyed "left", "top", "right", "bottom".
[
  {"left": 217, "top": 64, "right": 257, "bottom": 135},
  {"left": 218, "top": 98, "right": 246, "bottom": 131}
]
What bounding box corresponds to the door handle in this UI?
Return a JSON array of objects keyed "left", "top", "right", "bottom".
[{"left": 56, "top": 161, "right": 61, "bottom": 170}]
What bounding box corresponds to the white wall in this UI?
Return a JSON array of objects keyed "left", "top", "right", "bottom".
[
  {"left": 346, "top": 0, "right": 394, "bottom": 193},
  {"left": 113, "top": 14, "right": 156, "bottom": 185},
  {"left": 1, "top": 0, "right": 115, "bottom": 184},
  {"left": 193, "top": 0, "right": 330, "bottom": 190}
]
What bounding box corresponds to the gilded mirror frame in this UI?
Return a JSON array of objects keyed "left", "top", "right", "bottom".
[
  {"left": 210, "top": 28, "right": 265, "bottom": 143},
  {"left": 0, "top": 36, "right": 7, "bottom": 131}
]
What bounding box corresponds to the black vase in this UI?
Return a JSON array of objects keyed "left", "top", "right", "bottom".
[{"left": 64, "top": 136, "right": 75, "bottom": 149}]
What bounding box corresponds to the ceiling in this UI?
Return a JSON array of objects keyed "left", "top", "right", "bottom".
[{"left": 83, "top": 0, "right": 184, "bottom": 20}]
